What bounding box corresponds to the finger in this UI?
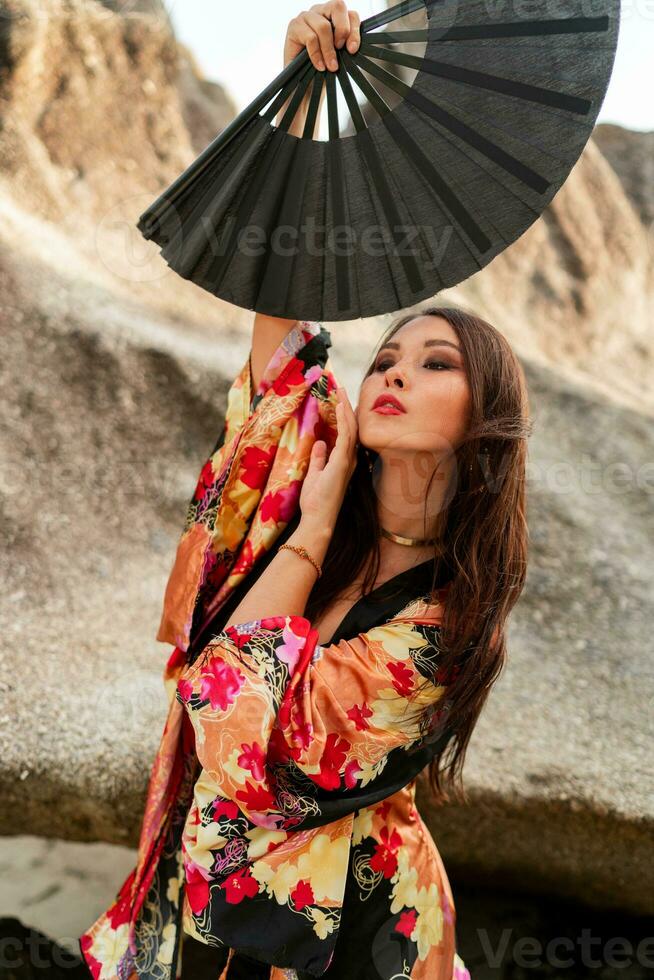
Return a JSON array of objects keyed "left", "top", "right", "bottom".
[
  {"left": 346, "top": 9, "right": 361, "bottom": 53},
  {"left": 289, "top": 17, "right": 327, "bottom": 71},
  {"left": 306, "top": 9, "right": 338, "bottom": 71},
  {"left": 336, "top": 386, "right": 358, "bottom": 441},
  {"left": 309, "top": 439, "right": 328, "bottom": 470},
  {"left": 332, "top": 395, "right": 354, "bottom": 460},
  {"left": 326, "top": 0, "right": 351, "bottom": 50}
]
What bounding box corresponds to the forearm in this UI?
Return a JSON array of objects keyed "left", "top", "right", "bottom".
[{"left": 223, "top": 519, "right": 333, "bottom": 628}]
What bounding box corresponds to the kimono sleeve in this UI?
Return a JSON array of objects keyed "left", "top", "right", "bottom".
[
  {"left": 156, "top": 321, "right": 338, "bottom": 654},
  {"left": 175, "top": 614, "right": 453, "bottom": 831}
]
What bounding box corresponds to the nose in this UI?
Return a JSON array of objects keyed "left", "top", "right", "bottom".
[{"left": 384, "top": 362, "right": 406, "bottom": 388}]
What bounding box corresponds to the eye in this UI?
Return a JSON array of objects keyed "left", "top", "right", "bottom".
[{"left": 373, "top": 358, "right": 453, "bottom": 373}]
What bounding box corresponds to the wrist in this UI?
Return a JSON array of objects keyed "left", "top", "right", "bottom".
[{"left": 290, "top": 519, "right": 333, "bottom": 558}]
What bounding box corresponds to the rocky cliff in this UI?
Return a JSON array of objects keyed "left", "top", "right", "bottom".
[{"left": 0, "top": 0, "right": 652, "bottom": 917}]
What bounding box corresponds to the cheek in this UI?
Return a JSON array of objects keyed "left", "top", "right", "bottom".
[{"left": 419, "top": 377, "right": 472, "bottom": 442}]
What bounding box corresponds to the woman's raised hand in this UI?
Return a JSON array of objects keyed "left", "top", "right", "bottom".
[
  {"left": 284, "top": 2, "right": 361, "bottom": 71},
  {"left": 299, "top": 386, "right": 359, "bottom": 534}
]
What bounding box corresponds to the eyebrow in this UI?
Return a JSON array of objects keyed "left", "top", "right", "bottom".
[{"left": 377, "top": 339, "right": 462, "bottom": 354}]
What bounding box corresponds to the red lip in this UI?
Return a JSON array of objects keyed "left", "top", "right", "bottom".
[{"left": 372, "top": 393, "right": 406, "bottom": 413}]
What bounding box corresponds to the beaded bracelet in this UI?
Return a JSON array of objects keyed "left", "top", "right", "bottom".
[{"left": 278, "top": 543, "right": 322, "bottom": 579}]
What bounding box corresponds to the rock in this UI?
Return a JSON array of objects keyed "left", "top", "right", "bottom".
[{"left": 0, "top": 0, "right": 652, "bottom": 922}]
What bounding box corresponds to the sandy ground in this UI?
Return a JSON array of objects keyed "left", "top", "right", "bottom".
[{"left": 0, "top": 835, "right": 135, "bottom": 956}]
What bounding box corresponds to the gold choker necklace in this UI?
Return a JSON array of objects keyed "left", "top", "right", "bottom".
[{"left": 380, "top": 525, "right": 440, "bottom": 548}]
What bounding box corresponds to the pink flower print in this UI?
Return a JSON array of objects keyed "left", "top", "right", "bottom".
[
  {"left": 184, "top": 859, "right": 211, "bottom": 914},
  {"left": 199, "top": 658, "right": 245, "bottom": 710},
  {"left": 260, "top": 483, "right": 300, "bottom": 524},
  {"left": 442, "top": 893, "right": 455, "bottom": 926},
  {"left": 237, "top": 741, "right": 266, "bottom": 781},
  {"left": 344, "top": 759, "right": 362, "bottom": 789},
  {"left": 276, "top": 621, "right": 307, "bottom": 672},
  {"left": 177, "top": 678, "right": 194, "bottom": 703}
]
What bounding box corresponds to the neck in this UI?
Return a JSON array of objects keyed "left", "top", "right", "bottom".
[{"left": 373, "top": 448, "right": 453, "bottom": 546}]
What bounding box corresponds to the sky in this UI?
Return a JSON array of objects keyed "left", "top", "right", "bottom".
[{"left": 168, "top": 0, "right": 653, "bottom": 133}]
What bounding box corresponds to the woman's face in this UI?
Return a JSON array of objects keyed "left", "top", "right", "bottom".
[{"left": 356, "top": 315, "right": 472, "bottom": 456}]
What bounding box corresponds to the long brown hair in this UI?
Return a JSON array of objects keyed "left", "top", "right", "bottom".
[{"left": 305, "top": 304, "right": 532, "bottom": 805}]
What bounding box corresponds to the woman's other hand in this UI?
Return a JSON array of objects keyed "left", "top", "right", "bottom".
[
  {"left": 299, "top": 386, "right": 359, "bottom": 534},
  {"left": 284, "top": 2, "right": 361, "bottom": 71}
]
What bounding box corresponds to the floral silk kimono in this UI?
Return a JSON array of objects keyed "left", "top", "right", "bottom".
[{"left": 78, "top": 321, "right": 471, "bottom": 980}]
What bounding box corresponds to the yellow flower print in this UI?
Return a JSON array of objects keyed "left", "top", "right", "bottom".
[
  {"left": 296, "top": 834, "right": 350, "bottom": 903},
  {"left": 156, "top": 921, "right": 177, "bottom": 966},
  {"left": 355, "top": 755, "right": 389, "bottom": 789},
  {"left": 389, "top": 851, "right": 419, "bottom": 914},
  {"left": 260, "top": 859, "right": 301, "bottom": 905},
  {"left": 213, "top": 503, "right": 249, "bottom": 552},
  {"left": 411, "top": 883, "right": 444, "bottom": 960},
  {"left": 279, "top": 416, "right": 299, "bottom": 452},
  {"left": 309, "top": 908, "right": 336, "bottom": 940},
  {"left": 352, "top": 808, "right": 374, "bottom": 845},
  {"left": 366, "top": 622, "right": 430, "bottom": 661},
  {"left": 222, "top": 747, "right": 250, "bottom": 786},
  {"left": 245, "top": 826, "right": 288, "bottom": 860},
  {"left": 166, "top": 875, "right": 180, "bottom": 906},
  {"left": 92, "top": 921, "right": 130, "bottom": 979}
]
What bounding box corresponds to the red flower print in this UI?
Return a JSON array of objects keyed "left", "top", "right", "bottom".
[
  {"left": 375, "top": 799, "right": 391, "bottom": 820},
  {"left": 272, "top": 358, "right": 305, "bottom": 396},
  {"left": 396, "top": 908, "right": 417, "bottom": 938},
  {"left": 166, "top": 645, "right": 186, "bottom": 673},
  {"left": 213, "top": 799, "right": 239, "bottom": 821},
  {"left": 237, "top": 741, "right": 266, "bottom": 781},
  {"left": 346, "top": 701, "right": 374, "bottom": 731},
  {"left": 387, "top": 660, "right": 414, "bottom": 697},
  {"left": 311, "top": 733, "right": 350, "bottom": 790},
  {"left": 185, "top": 860, "right": 210, "bottom": 914},
  {"left": 235, "top": 780, "right": 277, "bottom": 813},
  {"left": 260, "top": 484, "right": 301, "bottom": 524},
  {"left": 78, "top": 936, "right": 102, "bottom": 980},
  {"left": 107, "top": 869, "right": 135, "bottom": 928},
  {"left": 221, "top": 868, "right": 260, "bottom": 904},
  {"left": 199, "top": 658, "right": 245, "bottom": 710},
  {"left": 231, "top": 538, "right": 255, "bottom": 579},
  {"left": 291, "top": 880, "right": 315, "bottom": 911},
  {"left": 193, "top": 458, "right": 215, "bottom": 501},
  {"left": 240, "top": 445, "right": 276, "bottom": 490},
  {"left": 267, "top": 725, "right": 299, "bottom": 766},
  {"left": 369, "top": 826, "right": 403, "bottom": 878}
]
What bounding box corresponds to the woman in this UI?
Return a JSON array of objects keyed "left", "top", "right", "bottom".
[{"left": 79, "top": 6, "right": 531, "bottom": 980}]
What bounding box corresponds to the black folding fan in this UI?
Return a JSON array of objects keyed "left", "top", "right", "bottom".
[{"left": 137, "top": 0, "right": 620, "bottom": 322}]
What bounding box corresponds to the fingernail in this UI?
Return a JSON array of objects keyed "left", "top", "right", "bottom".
[
  {"left": 317, "top": 60, "right": 325, "bottom": 70},
  {"left": 329, "top": 58, "right": 338, "bottom": 70},
  {"left": 348, "top": 40, "right": 357, "bottom": 52}
]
